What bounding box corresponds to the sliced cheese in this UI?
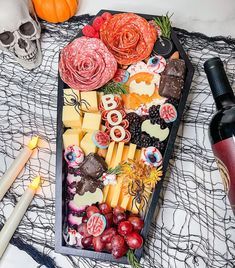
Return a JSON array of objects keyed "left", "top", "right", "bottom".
[
  {"left": 62, "top": 128, "right": 84, "bottom": 149},
  {"left": 80, "top": 132, "right": 97, "bottom": 156},
  {"left": 105, "top": 141, "right": 116, "bottom": 166},
  {"left": 127, "top": 143, "right": 137, "bottom": 159},
  {"left": 62, "top": 106, "right": 83, "bottom": 128},
  {"left": 135, "top": 149, "right": 142, "bottom": 160},
  {"left": 118, "top": 144, "right": 137, "bottom": 209},
  {"left": 80, "top": 91, "right": 98, "bottom": 113},
  {"left": 121, "top": 146, "right": 129, "bottom": 161},
  {"left": 108, "top": 142, "right": 125, "bottom": 207},
  {"left": 105, "top": 143, "right": 122, "bottom": 206},
  {"left": 82, "top": 112, "right": 101, "bottom": 132},
  {"left": 102, "top": 142, "right": 117, "bottom": 202}
]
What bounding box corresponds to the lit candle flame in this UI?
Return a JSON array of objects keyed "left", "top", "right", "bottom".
[
  {"left": 27, "top": 136, "right": 39, "bottom": 150},
  {"left": 29, "top": 176, "right": 41, "bottom": 191}
]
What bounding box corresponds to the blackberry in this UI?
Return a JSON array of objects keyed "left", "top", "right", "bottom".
[
  {"left": 153, "top": 140, "right": 166, "bottom": 152},
  {"left": 160, "top": 118, "right": 167, "bottom": 129},
  {"left": 141, "top": 115, "right": 149, "bottom": 122},
  {"left": 126, "top": 112, "right": 141, "bottom": 124},
  {"left": 165, "top": 98, "right": 178, "bottom": 107},
  {"left": 130, "top": 133, "right": 141, "bottom": 145},
  {"left": 140, "top": 133, "right": 152, "bottom": 148},
  {"left": 149, "top": 105, "right": 160, "bottom": 124},
  {"left": 129, "top": 122, "right": 141, "bottom": 134}
]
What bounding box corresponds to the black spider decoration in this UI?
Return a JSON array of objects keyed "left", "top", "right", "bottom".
[
  {"left": 128, "top": 179, "right": 151, "bottom": 213},
  {"left": 64, "top": 89, "right": 90, "bottom": 115}
]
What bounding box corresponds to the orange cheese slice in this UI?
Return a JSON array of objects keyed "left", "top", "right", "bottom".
[
  {"left": 117, "top": 144, "right": 137, "bottom": 209},
  {"left": 106, "top": 142, "right": 124, "bottom": 206}
]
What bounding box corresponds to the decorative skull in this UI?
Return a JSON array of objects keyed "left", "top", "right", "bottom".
[{"left": 0, "top": 0, "right": 42, "bottom": 70}]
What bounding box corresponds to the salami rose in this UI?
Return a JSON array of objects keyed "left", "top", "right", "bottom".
[
  {"left": 100, "top": 13, "right": 157, "bottom": 65},
  {"left": 59, "top": 37, "right": 117, "bottom": 91}
]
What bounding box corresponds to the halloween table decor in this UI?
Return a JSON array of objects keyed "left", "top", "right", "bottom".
[{"left": 0, "top": 0, "right": 42, "bottom": 70}]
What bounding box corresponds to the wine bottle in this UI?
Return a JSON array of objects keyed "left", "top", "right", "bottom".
[{"left": 204, "top": 57, "right": 235, "bottom": 215}]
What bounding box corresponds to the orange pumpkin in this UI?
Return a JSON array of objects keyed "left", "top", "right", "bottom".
[{"left": 32, "top": 0, "right": 79, "bottom": 23}]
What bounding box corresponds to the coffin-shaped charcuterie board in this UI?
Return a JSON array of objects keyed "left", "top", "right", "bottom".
[{"left": 55, "top": 10, "right": 194, "bottom": 265}]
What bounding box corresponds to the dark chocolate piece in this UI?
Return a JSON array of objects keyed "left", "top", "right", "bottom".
[
  {"left": 76, "top": 174, "right": 103, "bottom": 195},
  {"left": 163, "top": 59, "right": 186, "bottom": 78},
  {"left": 159, "top": 75, "right": 184, "bottom": 100},
  {"left": 79, "top": 153, "right": 108, "bottom": 179}
]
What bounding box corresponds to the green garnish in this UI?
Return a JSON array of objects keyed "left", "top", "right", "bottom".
[
  {"left": 127, "top": 250, "right": 142, "bottom": 268},
  {"left": 154, "top": 12, "right": 173, "bottom": 39},
  {"left": 99, "top": 165, "right": 123, "bottom": 181},
  {"left": 101, "top": 81, "right": 128, "bottom": 95},
  {"left": 106, "top": 165, "right": 123, "bottom": 175}
]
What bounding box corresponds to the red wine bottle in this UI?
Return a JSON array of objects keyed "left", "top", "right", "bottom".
[{"left": 204, "top": 57, "right": 235, "bottom": 215}]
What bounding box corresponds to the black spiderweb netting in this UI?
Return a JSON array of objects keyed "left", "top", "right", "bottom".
[{"left": 0, "top": 14, "right": 235, "bottom": 268}]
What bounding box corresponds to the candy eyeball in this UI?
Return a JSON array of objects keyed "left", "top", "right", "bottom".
[
  {"left": 147, "top": 55, "right": 166, "bottom": 74},
  {"left": 64, "top": 145, "right": 85, "bottom": 167},
  {"left": 141, "top": 146, "right": 163, "bottom": 167}
]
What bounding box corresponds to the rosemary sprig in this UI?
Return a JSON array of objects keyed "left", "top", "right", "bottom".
[
  {"left": 99, "top": 165, "right": 123, "bottom": 181},
  {"left": 106, "top": 164, "right": 123, "bottom": 175},
  {"left": 127, "top": 250, "right": 142, "bottom": 268},
  {"left": 154, "top": 12, "right": 173, "bottom": 39},
  {"left": 101, "top": 81, "right": 128, "bottom": 95}
]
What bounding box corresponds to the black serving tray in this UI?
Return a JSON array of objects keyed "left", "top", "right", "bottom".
[{"left": 55, "top": 9, "right": 194, "bottom": 264}]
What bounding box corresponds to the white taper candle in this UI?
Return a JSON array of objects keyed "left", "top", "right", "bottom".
[
  {"left": 0, "top": 176, "right": 41, "bottom": 258},
  {"left": 0, "top": 137, "right": 39, "bottom": 201}
]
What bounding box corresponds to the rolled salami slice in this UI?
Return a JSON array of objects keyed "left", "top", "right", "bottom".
[
  {"left": 100, "top": 13, "right": 157, "bottom": 65},
  {"left": 59, "top": 36, "right": 117, "bottom": 91}
]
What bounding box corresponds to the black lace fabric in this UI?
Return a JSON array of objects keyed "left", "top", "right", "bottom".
[{"left": 0, "top": 15, "right": 234, "bottom": 268}]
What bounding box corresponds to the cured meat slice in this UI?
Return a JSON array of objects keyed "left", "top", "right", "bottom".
[
  {"left": 100, "top": 13, "right": 157, "bottom": 65},
  {"left": 59, "top": 36, "right": 117, "bottom": 91}
]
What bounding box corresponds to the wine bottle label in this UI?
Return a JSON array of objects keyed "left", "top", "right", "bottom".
[{"left": 212, "top": 137, "right": 235, "bottom": 215}]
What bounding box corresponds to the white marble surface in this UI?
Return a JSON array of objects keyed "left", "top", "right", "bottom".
[
  {"left": 77, "top": 0, "right": 235, "bottom": 37},
  {"left": 0, "top": 1, "right": 235, "bottom": 268}
]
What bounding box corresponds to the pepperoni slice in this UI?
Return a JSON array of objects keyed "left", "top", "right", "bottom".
[
  {"left": 100, "top": 13, "right": 157, "bottom": 65},
  {"left": 59, "top": 37, "right": 117, "bottom": 91}
]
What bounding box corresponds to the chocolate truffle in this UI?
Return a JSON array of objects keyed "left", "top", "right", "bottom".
[
  {"left": 163, "top": 59, "right": 186, "bottom": 78},
  {"left": 76, "top": 174, "right": 103, "bottom": 195},
  {"left": 159, "top": 75, "right": 184, "bottom": 100},
  {"left": 79, "top": 153, "right": 108, "bottom": 179}
]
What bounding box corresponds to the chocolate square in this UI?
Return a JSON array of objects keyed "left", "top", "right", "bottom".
[
  {"left": 79, "top": 153, "right": 108, "bottom": 179},
  {"left": 159, "top": 75, "right": 184, "bottom": 100},
  {"left": 76, "top": 174, "right": 103, "bottom": 195},
  {"left": 163, "top": 59, "right": 186, "bottom": 78}
]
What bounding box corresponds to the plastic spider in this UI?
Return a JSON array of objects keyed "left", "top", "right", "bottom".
[
  {"left": 127, "top": 179, "right": 152, "bottom": 213},
  {"left": 64, "top": 89, "right": 90, "bottom": 115}
]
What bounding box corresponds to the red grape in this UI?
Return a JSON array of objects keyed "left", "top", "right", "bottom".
[
  {"left": 111, "top": 234, "right": 125, "bottom": 249},
  {"left": 81, "top": 236, "right": 93, "bottom": 248},
  {"left": 128, "top": 216, "right": 144, "bottom": 232},
  {"left": 113, "top": 205, "right": 125, "bottom": 215},
  {"left": 101, "top": 227, "right": 117, "bottom": 243},
  {"left": 105, "top": 242, "right": 112, "bottom": 252},
  {"left": 93, "top": 236, "right": 105, "bottom": 252},
  {"left": 77, "top": 223, "right": 90, "bottom": 237},
  {"left": 99, "top": 203, "right": 112, "bottom": 214},
  {"left": 118, "top": 221, "right": 133, "bottom": 236},
  {"left": 104, "top": 212, "right": 113, "bottom": 228},
  {"left": 113, "top": 213, "right": 126, "bottom": 225},
  {"left": 125, "top": 232, "right": 143, "bottom": 249},
  {"left": 112, "top": 244, "right": 128, "bottom": 259},
  {"left": 82, "top": 215, "right": 88, "bottom": 223},
  {"left": 86, "top": 205, "right": 100, "bottom": 218}
]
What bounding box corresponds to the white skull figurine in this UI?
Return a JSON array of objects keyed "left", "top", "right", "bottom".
[{"left": 0, "top": 0, "right": 42, "bottom": 70}]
